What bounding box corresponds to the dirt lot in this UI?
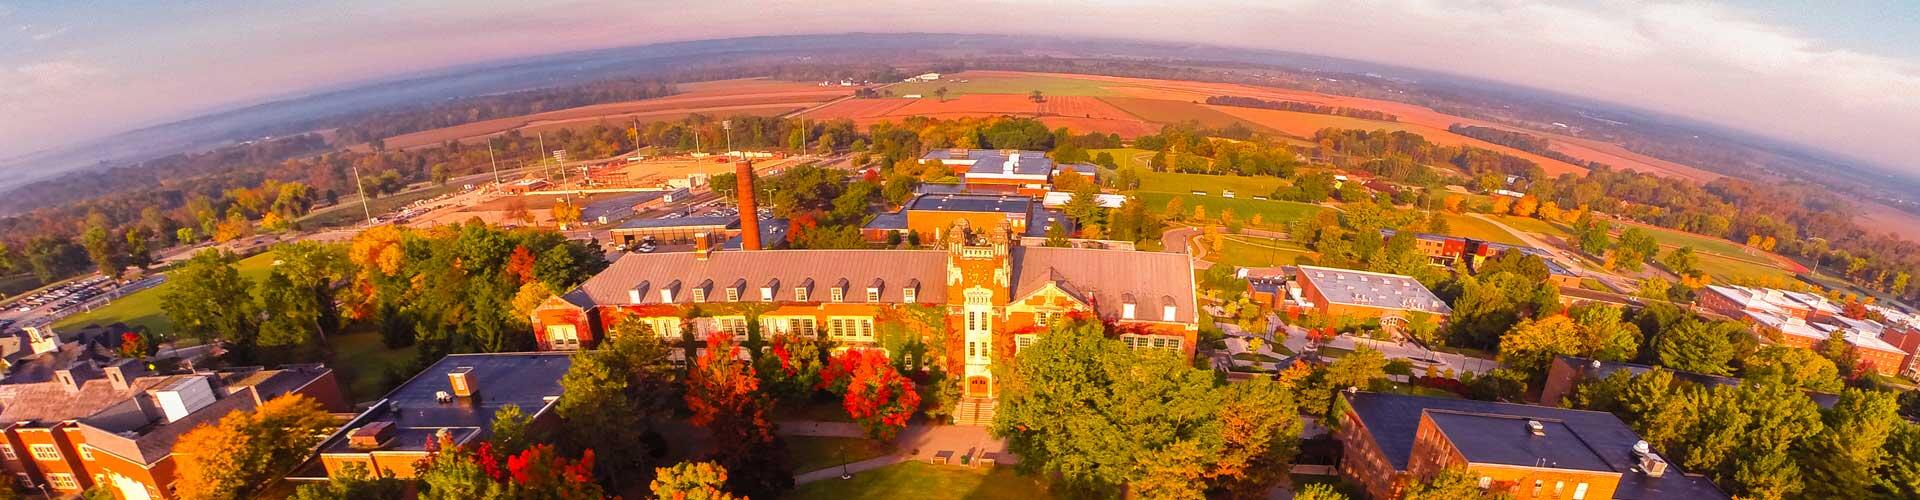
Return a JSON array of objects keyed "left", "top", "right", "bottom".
[{"left": 806, "top": 94, "right": 1160, "bottom": 137}]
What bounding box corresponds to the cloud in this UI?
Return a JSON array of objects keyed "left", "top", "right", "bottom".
[
  {"left": 28, "top": 25, "right": 66, "bottom": 41},
  {"left": 15, "top": 59, "right": 104, "bottom": 87}
]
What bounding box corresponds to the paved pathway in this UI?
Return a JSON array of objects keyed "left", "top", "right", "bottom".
[
  {"left": 782, "top": 420, "right": 1014, "bottom": 485},
  {"left": 1275, "top": 324, "right": 1498, "bottom": 375}
]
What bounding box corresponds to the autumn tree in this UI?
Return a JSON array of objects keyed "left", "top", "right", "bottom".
[
  {"left": 175, "top": 396, "right": 335, "bottom": 499},
  {"left": 290, "top": 462, "right": 408, "bottom": 500},
  {"left": 1799, "top": 389, "right": 1900, "bottom": 498},
  {"left": 651, "top": 461, "right": 739, "bottom": 500},
  {"left": 1403, "top": 468, "right": 1501, "bottom": 499},
  {"left": 686, "top": 333, "right": 793, "bottom": 498},
  {"left": 1743, "top": 346, "right": 1843, "bottom": 393},
  {"left": 819, "top": 349, "right": 921, "bottom": 441}
]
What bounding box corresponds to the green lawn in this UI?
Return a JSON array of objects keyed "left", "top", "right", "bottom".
[
  {"left": 1618, "top": 223, "right": 1754, "bottom": 259},
  {"left": 1232, "top": 352, "right": 1282, "bottom": 363},
  {"left": 1694, "top": 252, "right": 1798, "bottom": 282},
  {"left": 1212, "top": 235, "right": 1316, "bottom": 267},
  {"left": 1313, "top": 346, "right": 1354, "bottom": 359},
  {"left": 1137, "top": 171, "right": 1290, "bottom": 199},
  {"left": 789, "top": 462, "right": 1055, "bottom": 500},
  {"left": 1437, "top": 213, "right": 1527, "bottom": 245},
  {"left": 887, "top": 73, "right": 1115, "bottom": 98},
  {"left": 54, "top": 251, "right": 281, "bottom": 335},
  {"left": 1140, "top": 192, "right": 1328, "bottom": 230},
  {"left": 325, "top": 326, "right": 421, "bottom": 402},
  {"left": 1088, "top": 147, "right": 1153, "bottom": 171},
  {"left": 790, "top": 436, "right": 892, "bottom": 473},
  {"left": 1488, "top": 214, "right": 1572, "bottom": 239}
]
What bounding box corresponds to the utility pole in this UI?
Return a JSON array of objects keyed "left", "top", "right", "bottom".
[
  {"left": 350, "top": 164, "right": 373, "bottom": 225},
  {"left": 486, "top": 139, "right": 502, "bottom": 185},
  {"left": 538, "top": 133, "right": 550, "bottom": 181}
]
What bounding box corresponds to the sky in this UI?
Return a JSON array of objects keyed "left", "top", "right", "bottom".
[{"left": 3, "top": 0, "right": 1918, "bottom": 175}]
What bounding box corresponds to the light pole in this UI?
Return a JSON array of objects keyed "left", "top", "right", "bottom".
[
  {"left": 486, "top": 139, "right": 502, "bottom": 185},
  {"left": 350, "top": 164, "right": 373, "bottom": 225}
]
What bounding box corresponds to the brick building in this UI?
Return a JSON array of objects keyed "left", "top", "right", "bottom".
[
  {"left": 1293, "top": 265, "right": 1451, "bottom": 330},
  {"left": 1337, "top": 392, "right": 1726, "bottom": 499},
  {"left": 299, "top": 353, "right": 571, "bottom": 480},
  {"left": 862, "top": 193, "right": 1071, "bottom": 244},
  {"left": 1380, "top": 229, "right": 1581, "bottom": 287},
  {"left": 918, "top": 149, "right": 1097, "bottom": 196},
  {"left": 531, "top": 220, "right": 1197, "bottom": 424},
  {"left": 1699, "top": 285, "right": 1908, "bottom": 376},
  {"left": 0, "top": 362, "right": 344, "bottom": 499}
]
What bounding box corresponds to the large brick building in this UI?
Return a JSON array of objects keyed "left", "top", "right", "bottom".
[
  {"left": 531, "top": 220, "right": 1197, "bottom": 423},
  {"left": 1337, "top": 392, "right": 1726, "bottom": 499},
  {"left": 918, "top": 149, "right": 1097, "bottom": 196},
  {"left": 862, "top": 193, "right": 1071, "bottom": 244},
  {"left": 1293, "top": 265, "right": 1452, "bottom": 329},
  {"left": 1698, "top": 285, "right": 1909, "bottom": 376},
  {"left": 0, "top": 361, "right": 344, "bottom": 499}
]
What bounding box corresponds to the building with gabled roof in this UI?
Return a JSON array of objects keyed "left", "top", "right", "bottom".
[
  {"left": 1293, "top": 265, "right": 1451, "bottom": 331},
  {"left": 532, "top": 221, "right": 1197, "bottom": 425},
  {"left": 919, "top": 149, "right": 1097, "bottom": 196}
]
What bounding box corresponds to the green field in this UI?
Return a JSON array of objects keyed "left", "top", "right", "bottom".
[
  {"left": 791, "top": 436, "right": 892, "bottom": 473},
  {"left": 1140, "top": 192, "right": 1329, "bottom": 230},
  {"left": 1088, "top": 147, "right": 1153, "bottom": 171},
  {"left": 1138, "top": 171, "right": 1290, "bottom": 198},
  {"left": 1489, "top": 214, "right": 1572, "bottom": 239},
  {"left": 1212, "top": 235, "right": 1317, "bottom": 267},
  {"left": 887, "top": 74, "right": 1115, "bottom": 98},
  {"left": 788, "top": 462, "right": 1055, "bottom": 500},
  {"left": 54, "top": 251, "right": 281, "bottom": 334},
  {"left": 1437, "top": 213, "right": 1527, "bottom": 245},
  {"left": 1694, "top": 252, "right": 1798, "bottom": 282},
  {"left": 1619, "top": 223, "right": 1754, "bottom": 259}
]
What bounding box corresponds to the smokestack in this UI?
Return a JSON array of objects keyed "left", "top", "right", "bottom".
[{"left": 735, "top": 161, "right": 761, "bottom": 251}]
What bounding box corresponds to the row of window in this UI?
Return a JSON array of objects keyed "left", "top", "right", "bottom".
[
  {"left": 2, "top": 443, "right": 100, "bottom": 463},
  {"left": 1479, "top": 476, "right": 1588, "bottom": 500},
  {"left": 704, "top": 286, "right": 916, "bottom": 304},
  {"left": 1119, "top": 334, "right": 1183, "bottom": 352}
]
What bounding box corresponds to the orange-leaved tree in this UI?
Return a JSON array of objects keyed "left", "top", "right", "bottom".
[
  {"left": 175, "top": 395, "right": 334, "bottom": 499},
  {"left": 819, "top": 349, "right": 920, "bottom": 441}
]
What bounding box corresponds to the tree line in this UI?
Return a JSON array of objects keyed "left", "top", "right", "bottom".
[{"left": 1207, "top": 95, "right": 1398, "bottom": 121}]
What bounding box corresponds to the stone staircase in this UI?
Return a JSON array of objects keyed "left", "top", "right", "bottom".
[{"left": 953, "top": 397, "right": 998, "bottom": 426}]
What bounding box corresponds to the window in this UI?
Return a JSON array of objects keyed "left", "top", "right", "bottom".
[
  {"left": 0, "top": 444, "right": 14, "bottom": 460},
  {"left": 866, "top": 288, "right": 880, "bottom": 303},
  {"left": 725, "top": 287, "right": 740, "bottom": 302},
  {"left": 1120, "top": 334, "right": 1182, "bottom": 352},
  {"left": 1532, "top": 480, "right": 1542, "bottom": 496},
  {"left": 1034, "top": 311, "right": 1056, "bottom": 327},
  {"left": 830, "top": 287, "right": 844, "bottom": 303},
  {"left": 30, "top": 444, "right": 60, "bottom": 461},
  {"left": 47, "top": 473, "right": 76, "bottom": 490},
  {"left": 789, "top": 318, "right": 818, "bottom": 337},
  {"left": 545, "top": 325, "right": 580, "bottom": 349},
  {"left": 1554, "top": 481, "right": 1565, "bottom": 497},
  {"left": 903, "top": 288, "right": 916, "bottom": 303},
  {"left": 716, "top": 317, "right": 749, "bottom": 339},
  {"left": 795, "top": 287, "right": 810, "bottom": 302},
  {"left": 646, "top": 318, "right": 680, "bottom": 338},
  {"left": 77, "top": 445, "right": 94, "bottom": 461},
  {"left": 1014, "top": 335, "right": 1037, "bottom": 353},
  {"left": 1477, "top": 476, "right": 1492, "bottom": 489},
  {"left": 692, "top": 287, "right": 707, "bottom": 303},
  {"left": 828, "top": 317, "right": 875, "bottom": 341},
  {"left": 1573, "top": 483, "right": 1589, "bottom": 500}
]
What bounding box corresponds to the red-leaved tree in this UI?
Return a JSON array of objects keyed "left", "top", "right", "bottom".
[
  {"left": 685, "top": 332, "right": 793, "bottom": 497},
  {"left": 819, "top": 349, "right": 921, "bottom": 441}
]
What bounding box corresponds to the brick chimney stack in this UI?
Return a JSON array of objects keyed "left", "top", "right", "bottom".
[{"left": 735, "top": 160, "right": 761, "bottom": 251}]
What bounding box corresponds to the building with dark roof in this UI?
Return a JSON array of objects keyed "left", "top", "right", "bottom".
[
  {"left": 532, "top": 223, "right": 1196, "bottom": 426},
  {"left": 920, "top": 149, "right": 1097, "bottom": 196},
  {"left": 1380, "top": 229, "right": 1581, "bottom": 287},
  {"left": 608, "top": 213, "right": 787, "bottom": 250},
  {"left": 1338, "top": 392, "right": 1727, "bottom": 500},
  {"left": 306, "top": 352, "right": 572, "bottom": 480},
  {"left": 0, "top": 362, "right": 343, "bottom": 499},
  {"left": 861, "top": 193, "right": 1074, "bottom": 243}
]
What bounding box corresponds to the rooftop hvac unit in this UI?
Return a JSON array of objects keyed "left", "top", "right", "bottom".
[{"left": 1526, "top": 419, "right": 1546, "bottom": 436}]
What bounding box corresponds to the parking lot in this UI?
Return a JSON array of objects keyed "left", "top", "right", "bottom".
[{"left": 0, "top": 275, "right": 164, "bottom": 334}]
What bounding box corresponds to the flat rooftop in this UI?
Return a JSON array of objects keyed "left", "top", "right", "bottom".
[
  {"left": 1427, "top": 410, "right": 1612, "bottom": 472},
  {"left": 907, "top": 193, "right": 1035, "bottom": 214},
  {"left": 1295, "top": 265, "right": 1451, "bottom": 315},
  {"left": 319, "top": 352, "right": 572, "bottom": 454}
]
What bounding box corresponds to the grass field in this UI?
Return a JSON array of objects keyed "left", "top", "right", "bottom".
[
  {"left": 1100, "top": 97, "right": 1277, "bottom": 133},
  {"left": 1140, "top": 192, "right": 1328, "bottom": 230},
  {"left": 1488, "top": 214, "right": 1572, "bottom": 239},
  {"left": 1437, "top": 213, "right": 1527, "bottom": 245},
  {"left": 788, "top": 462, "right": 1055, "bottom": 500},
  {"left": 1088, "top": 147, "right": 1153, "bottom": 171},
  {"left": 1138, "top": 171, "right": 1289, "bottom": 198},
  {"left": 887, "top": 73, "right": 1115, "bottom": 98},
  {"left": 1213, "top": 235, "right": 1317, "bottom": 267},
  {"left": 326, "top": 327, "right": 421, "bottom": 402},
  {"left": 1694, "top": 252, "right": 1798, "bottom": 282},
  {"left": 54, "top": 251, "right": 281, "bottom": 334},
  {"left": 1619, "top": 223, "right": 1753, "bottom": 259},
  {"left": 790, "top": 436, "right": 891, "bottom": 473}
]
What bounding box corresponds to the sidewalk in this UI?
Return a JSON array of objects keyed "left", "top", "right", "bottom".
[{"left": 1275, "top": 324, "right": 1498, "bottom": 375}]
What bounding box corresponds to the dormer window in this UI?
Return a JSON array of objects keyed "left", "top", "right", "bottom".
[
  {"left": 692, "top": 287, "right": 707, "bottom": 303},
  {"left": 867, "top": 278, "right": 883, "bottom": 303},
  {"left": 660, "top": 280, "right": 680, "bottom": 303},
  {"left": 725, "top": 287, "right": 740, "bottom": 302},
  {"left": 1162, "top": 295, "right": 1178, "bottom": 322},
  {"left": 795, "top": 287, "right": 810, "bottom": 302},
  {"left": 830, "top": 287, "right": 844, "bottom": 303},
  {"left": 762, "top": 278, "right": 780, "bottom": 302},
  {"left": 903, "top": 287, "right": 917, "bottom": 303},
  {"left": 1121, "top": 293, "right": 1138, "bottom": 320},
  {"left": 629, "top": 281, "right": 649, "bottom": 304}
]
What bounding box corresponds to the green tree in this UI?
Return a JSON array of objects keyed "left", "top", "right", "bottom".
[
  {"left": 1743, "top": 345, "right": 1843, "bottom": 393},
  {"left": 651, "top": 461, "right": 738, "bottom": 500},
  {"left": 1573, "top": 211, "right": 1611, "bottom": 255},
  {"left": 556, "top": 328, "right": 675, "bottom": 489},
  {"left": 255, "top": 270, "right": 322, "bottom": 359},
  {"left": 1661, "top": 246, "right": 1701, "bottom": 277},
  {"left": 1292, "top": 483, "right": 1349, "bottom": 500},
  {"left": 290, "top": 462, "right": 408, "bottom": 500},
  {"left": 1044, "top": 221, "right": 1070, "bottom": 247},
  {"left": 1875, "top": 423, "right": 1920, "bottom": 497},
  {"left": 1653, "top": 320, "right": 1740, "bottom": 376},
  {"left": 81, "top": 221, "right": 124, "bottom": 278},
  {"left": 161, "top": 250, "right": 260, "bottom": 362},
  {"left": 490, "top": 403, "right": 534, "bottom": 457},
  {"left": 1496, "top": 316, "right": 1585, "bottom": 376},
  {"left": 1062, "top": 183, "right": 1103, "bottom": 230},
  {"left": 1403, "top": 468, "right": 1505, "bottom": 499},
  {"left": 1799, "top": 389, "right": 1900, "bottom": 498}
]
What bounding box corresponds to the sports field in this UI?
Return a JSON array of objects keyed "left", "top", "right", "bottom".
[
  {"left": 1488, "top": 214, "right": 1572, "bottom": 239},
  {"left": 1437, "top": 213, "right": 1527, "bottom": 245},
  {"left": 1088, "top": 148, "right": 1153, "bottom": 171},
  {"left": 54, "top": 250, "right": 281, "bottom": 334},
  {"left": 1138, "top": 171, "right": 1289, "bottom": 199},
  {"left": 1140, "top": 192, "right": 1327, "bottom": 230},
  {"left": 1212, "top": 235, "right": 1317, "bottom": 267}
]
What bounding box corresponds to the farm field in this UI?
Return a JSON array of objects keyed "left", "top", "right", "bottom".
[
  {"left": 54, "top": 250, "right": 281, "bottom": 334},
  {"left": 787, "top": 462, "right": 1055, "bottom": 500},
  {"left": 1140, "top": 192, "right": 1328, "bottom": 229},
  {"left": 1207, "top": 105, "right": 1588, "bottom": 177},
  {"left": 513, "top": 104, "right": 803, "bottom": 136},
  {"left": 1212, "top": 235, "right": 1317, "bottom": 267},
  {"left": 1433, "top": 213, "right": 1527, "bottom": 245},
  {"left": 1138, "top": 171, "right": 1289, "bottom": 198},
  {"left": 886, "top": 72, "right": 1117, "bottom": 97},
  {"left": 802, "top": 98, "right": 914, "bottom": 120},
  {"left": 1100, "top": 97, "right": 1275, "bottom": 133}
]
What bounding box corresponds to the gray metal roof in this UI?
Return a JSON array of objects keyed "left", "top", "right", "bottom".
[
  {"left": 616, "top": 215, "right": 737, "bottom": 230},
  {"left": 1296, "top": 265, "right": 1451, "bottom": 314}
]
